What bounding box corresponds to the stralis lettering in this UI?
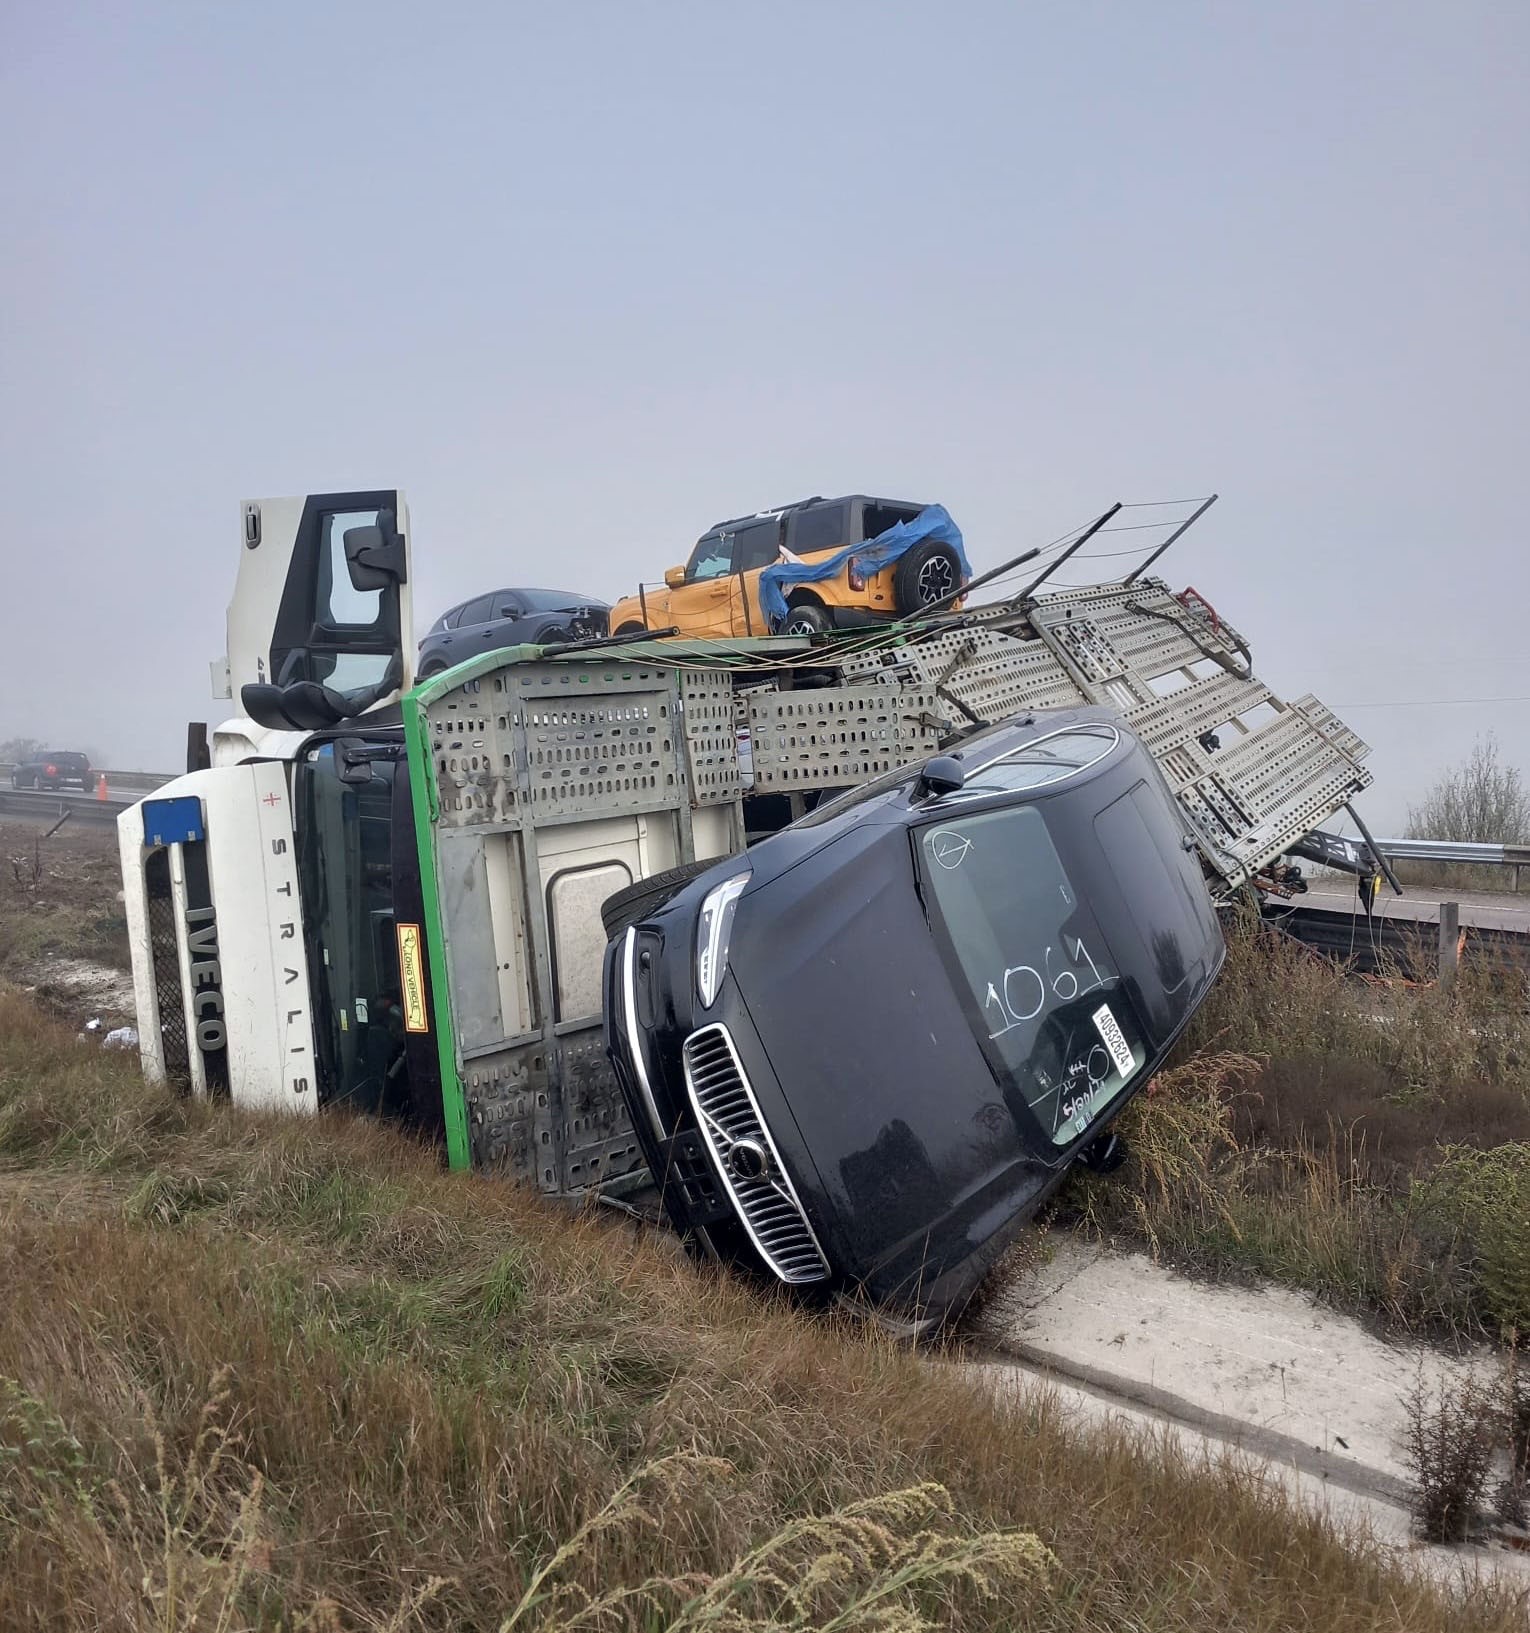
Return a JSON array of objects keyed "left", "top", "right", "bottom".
[{"left": 185, "top": 905, "right": 227, "bottom": 1051}]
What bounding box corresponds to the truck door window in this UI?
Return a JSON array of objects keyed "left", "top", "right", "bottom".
[
  {"left": 294, "top": 745, "right": 407, "bottom": 1115},
  {"left": 319, "top": 510, "right": 385, "bottom": 626}
]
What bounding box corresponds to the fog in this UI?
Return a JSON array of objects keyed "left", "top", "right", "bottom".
[{"left": 3, "top": 2, "right": 1526, "bottom": 832}]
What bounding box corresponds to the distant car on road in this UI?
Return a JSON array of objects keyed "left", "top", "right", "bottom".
[
  {"left": 417, "top": 589, "right": 610, "bottom": 678},
  {"left": 10, "top": 751, "right": 92, "bottom": 791}
]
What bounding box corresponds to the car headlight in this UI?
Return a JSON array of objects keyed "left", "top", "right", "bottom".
[{"left": 695, "top": 872, "right": 750, "bottom": 1009}]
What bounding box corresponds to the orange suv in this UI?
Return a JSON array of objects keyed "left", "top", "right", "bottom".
[{"left": 608, "top": 495, "right": 968, "bottom": 638}]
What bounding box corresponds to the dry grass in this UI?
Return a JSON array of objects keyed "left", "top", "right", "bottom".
[
  {"left": 0, "top": 818, "right": 130, "bottom": 975},
  {"left": 1060, "top": 920, "right": 1530, "bottom": 1341},
  {"left": 2, "top": 989, "right": 1522, "bottom": 1631}
]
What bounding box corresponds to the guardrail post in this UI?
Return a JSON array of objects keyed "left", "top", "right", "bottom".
[{"left": 1437, "top": 900, "right": 1460, "bottom": 989}]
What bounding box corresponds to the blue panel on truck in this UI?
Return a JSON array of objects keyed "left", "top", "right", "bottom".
[{"left": 142, "top": 797, "right": 205, "bottom": 847}]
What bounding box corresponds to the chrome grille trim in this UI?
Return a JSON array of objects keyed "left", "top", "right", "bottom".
[
  {"left": 682, "top": 1023, "right": 829, "bottom": 1285},
  {"left": 620, "top": 929, "right": 665, "bottom": 1141}
]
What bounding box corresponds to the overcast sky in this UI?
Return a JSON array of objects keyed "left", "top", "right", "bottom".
[{"left": 2, "top": 1, "right": 1526, "bottom": 830}]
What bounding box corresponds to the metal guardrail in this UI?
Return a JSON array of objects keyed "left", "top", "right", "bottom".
[
  {"left": 1371, "top": 837, "right": 1529, "bottom": 892},
  {"left": 0, "top": 788, "right": 133, "bottom": 826},
  {"left": 1374, "top": 837, "right": 1530, "bottom": 864}
]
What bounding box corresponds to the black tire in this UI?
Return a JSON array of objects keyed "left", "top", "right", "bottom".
[
  {"left": 614, "top": 620, "right": 647, "bottom": 636},
  {"left": 893, "top": 541, "right": 962, "bottom": 614},
  {"left": 782, "top": 601, "right": 832, "bottom": 636},
  {"left": 601, "top": 859, "right": 718, "bottom": 939},
  {"left": 417, "top": 661, "right": 448, "bottom": 680}
]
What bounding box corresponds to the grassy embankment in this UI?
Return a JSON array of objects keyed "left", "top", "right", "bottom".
[{"left": 3, "top": 991, "right": 1526, "bottom": 1632}]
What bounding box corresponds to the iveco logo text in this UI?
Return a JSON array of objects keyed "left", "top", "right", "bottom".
[{"left": 184, "top": 905, "right": 227, "bottom": 1051}]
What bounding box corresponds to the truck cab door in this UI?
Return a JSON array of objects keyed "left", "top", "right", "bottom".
[{"left": 216, "top": 490, "right": 413, "bottom": 732}]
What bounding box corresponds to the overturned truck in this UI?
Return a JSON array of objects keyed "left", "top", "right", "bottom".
[{"left": 121, "top": 489, "right": 1375, "bottom": 1319}]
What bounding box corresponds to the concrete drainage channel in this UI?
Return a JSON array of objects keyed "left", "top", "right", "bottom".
[{"left": 961, "top": 1240, "right": 1530, "bottom": 1593}]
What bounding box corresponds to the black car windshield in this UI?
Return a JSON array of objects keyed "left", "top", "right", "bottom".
[
  {"left": 293, "top": 745, "right": 407, "bottom": 1114},
  {"left": 518, "top": 588, "right": 591, "bottom": 611},
  {"left": 916, "top": 804, "right": 1147, "bottom": 1147}
]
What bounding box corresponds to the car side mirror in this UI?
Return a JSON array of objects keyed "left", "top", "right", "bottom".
[
  {"left": 664, "top": 565, "right": 687, "bottom": 589},
  {"left": 914, "top": 756, "right": 965, "bottom": 800},
  {"left": 344, "top": 509, "right": 407, "bottom": 591}
]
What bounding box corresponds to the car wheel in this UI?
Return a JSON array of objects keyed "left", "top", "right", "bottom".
[
  {"left": 893, "top": 541, "right": 962, "bottom": 615},
  {"left": 1077, "top": 1131, "right": 1129, "bottom": 1175},
  {"left": 783, "top": 601, "right": 832, "bottom": 636},
  {"left": 614, "top": 621, "right": 647, "bottom": 636},
  {"left": 600, "top": 859, "right": 718, "bottom": 939}
]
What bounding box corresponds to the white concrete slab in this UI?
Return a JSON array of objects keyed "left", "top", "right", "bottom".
[{"left": 971, "top": 1239, "right": 1530, "bottom": 1592}]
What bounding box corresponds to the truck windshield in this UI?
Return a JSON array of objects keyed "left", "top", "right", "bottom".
[
  {"left": 292, "top": 745, "right": 407, "bottom": 1114},
  {"left": 916, "top": 804, "right": 1148, "bottom": 1148}
]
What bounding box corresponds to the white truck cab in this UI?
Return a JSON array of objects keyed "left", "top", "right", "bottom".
[{"left": 120, "top": 491, "right": 418, "bottom": 1116}]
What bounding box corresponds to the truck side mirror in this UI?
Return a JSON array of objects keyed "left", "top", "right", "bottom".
[
  {"left": 663, "top": 565, "right": 687, "bottom": 589},
  {"left": 344, "top": 509, "right": 407, "bottom": 591},
  {"left": 914, "top": 756, "right": 966, "bottom": 800}
]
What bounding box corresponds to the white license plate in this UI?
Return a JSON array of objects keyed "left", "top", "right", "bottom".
[{"left": 1091, "top": 1003, "right": 1135, "bottom": 1078}]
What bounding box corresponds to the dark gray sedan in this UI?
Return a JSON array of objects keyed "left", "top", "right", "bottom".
[{"left": 418, "top": 589, "right": 608, "bottom": 677}]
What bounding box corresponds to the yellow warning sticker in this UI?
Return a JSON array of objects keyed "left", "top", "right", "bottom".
[{"left": 396, "top": 923, "right": 429, "bottom": 1033}]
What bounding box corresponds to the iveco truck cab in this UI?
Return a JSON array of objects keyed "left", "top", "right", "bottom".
[{"left": 118, "top": 491, "right": 439, "bottom": 1124}]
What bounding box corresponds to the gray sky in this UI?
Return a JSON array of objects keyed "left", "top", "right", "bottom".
[{"left": 2, "top": 1, "right": 1526, "bottom": 830}]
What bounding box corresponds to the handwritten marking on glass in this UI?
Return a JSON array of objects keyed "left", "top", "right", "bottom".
[
  {"left": 929, "top": 830, "right": 974, "bottom": 870},
  {"left": 985, "top": 937, "right": 1113, "bottom": 1040}
]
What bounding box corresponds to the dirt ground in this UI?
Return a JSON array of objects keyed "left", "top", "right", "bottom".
[{"left": 0, "top": 817, "right": 134, "bottom": 1029}]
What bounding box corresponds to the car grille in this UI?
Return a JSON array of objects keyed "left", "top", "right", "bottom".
[{"left": 681, "top": 1024, "right": 829, "bottom": 1285}]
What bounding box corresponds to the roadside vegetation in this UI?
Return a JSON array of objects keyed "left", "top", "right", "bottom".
[
  {"left": 0, "top": 817, "right": 131, "bottom": 983},
  {"left": 1396, "top": 735, "right": 1530, "bottom": 894},
  {"left": 1063, "top": 915, "right": 1530, "bottom": 1343},
  {"left": 3, "top": 990, "right": 1525, "bottom": 1631}
]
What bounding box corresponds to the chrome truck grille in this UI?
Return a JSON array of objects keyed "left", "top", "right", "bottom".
[
  {"left": 143, "top": 847, "right": 191, "bottom": 1086},
  {"left": 681, "top": 1024, "right": 829, "bottom": 1285}
]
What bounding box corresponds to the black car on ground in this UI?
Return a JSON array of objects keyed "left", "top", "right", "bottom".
[
  {"left": 10, "top": 751, "right": 91, "bottom": 791},
  {"left": 602, "top": 709, "right": 1225, "bottom": 1324},
  {"left": 418, "top": 589, "right": 608, "bottom": 678}
]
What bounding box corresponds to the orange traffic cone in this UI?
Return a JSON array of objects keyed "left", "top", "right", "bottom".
[{"left": 95, "top": 772, "right": 109, "bottom": 800}]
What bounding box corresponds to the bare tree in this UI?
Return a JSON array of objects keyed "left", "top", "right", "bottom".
[
  {"left": 0, "top": 735, "right": 45, "bottom": 763},
  {"left": 1406, "top": 734, "right": 1530, "bottom": 844}
]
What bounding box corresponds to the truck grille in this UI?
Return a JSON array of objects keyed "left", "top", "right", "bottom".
[
  {"left": 143, "top": 848, "right": 191, "bottom": 1087},
  {"left": 681, "top": 1024, "right": 829, "bottom": 1285}
]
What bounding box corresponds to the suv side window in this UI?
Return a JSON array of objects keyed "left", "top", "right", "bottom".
[
  {"left": 685, "top": 533, "right": 735, "bottom": 581},
  {"left": 789, "top": 502, "right": 848, "bottom": 556},
  {"left": 733, "top": 517, "right": 784, "bottom": 573},
  {"left": 492, "top": 592, "right": 524, "bottom": 620},
  {"left": 459, "top": 594, "right": 496, "bottom": 627}
]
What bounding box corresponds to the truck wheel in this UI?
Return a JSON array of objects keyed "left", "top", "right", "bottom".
[
  {"left": 614, "top": 621, "right": 647, "bottom": 636},
  {"left": 783, "top": 601, "right": 832, "bottom": 636},
  {"left": 893, "top": 541, "right": 962, "bottom": 614},
  {"left": 601, "top": 859, "right": 718, "bottom": 938}
]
